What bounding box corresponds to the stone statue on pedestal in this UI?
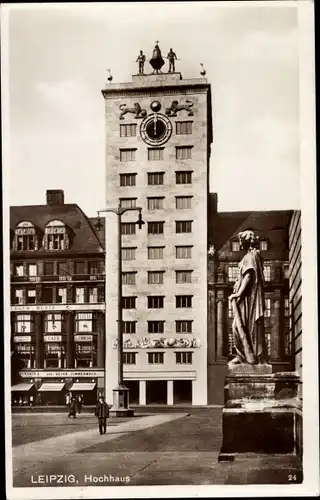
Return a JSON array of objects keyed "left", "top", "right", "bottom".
[{"left": 228, "top": 230, "right": 267, "bottom": 365}]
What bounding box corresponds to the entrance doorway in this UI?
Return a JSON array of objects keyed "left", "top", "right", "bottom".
[
  {"left": 125, "top": 381, "right": 139, "bottom": 404},
  {"left": 173, "top": 380, "right": 192, "bottom": 404},
  {"left": 146, "top": 380, "right": 167, "bottom": 404}
]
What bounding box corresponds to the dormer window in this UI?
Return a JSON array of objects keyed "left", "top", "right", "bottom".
[
  {"left": 44, "top": 220, "right": 69, "bottom": 251},
  {"left": 231, "top": 240, "right": 240, "bottom": 252},
  {"left": 14, "top": 221, "right": 38, "bottom": 251}
]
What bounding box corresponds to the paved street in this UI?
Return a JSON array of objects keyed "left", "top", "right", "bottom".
[{"left": 11, "top": 409, "right": 302, "bottom": 487}]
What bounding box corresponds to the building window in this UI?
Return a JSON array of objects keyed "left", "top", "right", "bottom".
[
  {"left": 27, "top": 264, "right": 37, "bottom": 276},
  {"left": 44, "top": 313, "right": 62, "bottom": 333},
  {"left": 88, "top": 260, "right": 103, "bottom": 275},
  {"left": 148, "top": 172, "right": 164, "bottom": 185},
  {"left": 176, "top": 246, "right": 192, "bottom": 259},
  {"left": 147, "top": 296, "right": 164, "bottom": 308},
  {"left": 176, "top": 221, "right": 192, "bottom": 233},
  {"left": 75, "top": 343, "right": 96, "bottom": 368},
  {"left": 176, "top": 146, "right": 192, "bottom": 160},
  {"left": 45, "top": 220, "right": 68, "bottom": 251},
  {"left": 148, "top": 271, "right": 164, "bottom": 284},
  {"left": 44, "top": 343, "right": 65, "bottom": 368},
  {"left": 88, "top": 287, "right": 98, "bottom": 303},
  {"left": 148, "top": 352, "right": 164, "bottom": 364},
  {"left": 14, "top": 221, "right": 37, "bottom": 251},
  {"left": 120, "top": 149, "right": 136, "bottom": 161},
  {"left": 228, "top": 265, "right": 239, "bottom": 282},
  {"left": 260, "top": 239, "right": 268, "bottom": 251},
  {"left": 176, "top": 121, "right": 192, "bottom": 135},
  {"left": 284, "top": 297, "right": 290, "bottom": 317},
  {"left": 57, "top": 261, "right": 68, "bottom": 276},
  {"left": 264, "top": 298, "right": 271, "bottom": 317},
  {"left": 122, "top": 247, "right": 136, "bottom": 260},
  {"left": 176, "top": 295, "right": 192, "bottom": 308},
  {"left": 15, "top": 314, "right": 33, "bottom": 333},
  {"left": 75, "top": 261, "right": 86, "bottom": 275},
  {"left": 148, "top": 148, "right": 164, "bottom": 161},
  {"left": 14, "top": 264, "right": 24, "bottom": 277},
  {"left": 122, "top": 321, "right": 136, "bottom": 334},
  {"left": 263, "top": 265, "right": 271, "bottom": 282},
  {"left": 122, "top": 272, "right": 136, "bottom": 285},
  {"left": 42, "top": 287, "right": 53, "bottom": 303},
  {"left": 176, "top": 320, "right": 193, "bottom": 333},
  {"left": 176, "top": 196, "right": 192, "bottom": 210},
  {"left": 176, "top": 271, "right": 193, "bottom": 284},
  {"left": 231, "top": 240, "right": 240, "bottom": 252},
  {"left": 283, "top": 263, "right": 290, "bottom": 279},
  {"left": 148, "top": 246, "right": 164, "bottom": 260},
  {"left": 120, "top": 124, "right": 136, "bottom": 137},
  {"left": 148, "top": 321, "right": 165, "bottom": 334},
  {"left": 147, "top": 197, "right": 164, "bottom": 210},
  {"left": 176, "top": 352, "right": 193, "bottom": 364},
  {"left": 14, "top": 289, "right": 24, "bottom": 305},
  {"left": 120, "top": 198, "right": 137, "bottom": 209},
  {"left": 121, "top": 223, "right": 136, "bottom": 235},
  {"left": 123, "top": 352, "right": 136, "bottom": 364},
  {"left": 44, "top": 262, "right": 54, "bottom": 276},
  {"left": 75, "top": 312, "right": 92, "bottom": 332},
  {"left": 26, "top": 289, "right": 36, "bottom": 304},
  {"left": 75, "top": 287, "right": 85, "bottom": 304},
  {"left": 122, "top": 296, "right": 136, "bottom": 309},
  {"left": 57, "top": 287, "right": 67, "bottom": 303},
  {"left": 176, "top": 171, "right": 192, "bottom": 184},
  {"left": 14, "top": 343, "right": 35, "bottom": 369},
  {"left": 120, "top": 173, "right": 136, "bottom": 187},
  {"left": 148, "top": 222, "right": 164, "bottom": 234}
]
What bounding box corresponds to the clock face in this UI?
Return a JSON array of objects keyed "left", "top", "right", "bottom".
[{"left": 140, "top": 113, "right": 172, "bottom": 146}]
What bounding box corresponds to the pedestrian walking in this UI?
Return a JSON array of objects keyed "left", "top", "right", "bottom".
[
  {"left": 77, "top": 394, "right": 83, "bottom": 414},
  {"left": 95, "top": 395, "right": 109, "bottom": 435},
  {"left": 68, "top": 396, "right": 77, "bottom": 419},
  {"left": 29, "top": 395, "right": 34, "bottom": 408}
]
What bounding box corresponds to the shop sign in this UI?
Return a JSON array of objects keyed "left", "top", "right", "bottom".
[
  {"left": 20, "top": 370, "right": 103, "bottom": 378},
  {"left": 11, "top": 304, "right": 105, "bottom": 312},
  {"left": 74, "top": 335, "right": 93, "bottom": 342},
  {"left": 43, "top": 335, "right": 62, "bottom": 342},
  {"left": 14, "top": 336, "right": 31, "bottom": 342}
]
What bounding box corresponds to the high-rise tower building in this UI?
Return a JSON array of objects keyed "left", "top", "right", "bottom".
[{"left": 102, "top": 45, "right": 213, "bottom": 406}]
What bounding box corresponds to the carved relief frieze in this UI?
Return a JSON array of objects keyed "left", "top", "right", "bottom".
[
  {"left": 165, "top": 100, "right": 194, "bottom": 116},
  {"left": 113, "top": 336, "right": 201, "bottom": 349},
  {"left": 119, "top": 103, "right": 147, "bottom": 120}
]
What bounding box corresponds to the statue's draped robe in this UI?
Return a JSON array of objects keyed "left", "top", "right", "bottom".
[{"left": 232, "top": 249, "right": 267, "bottom": 363}]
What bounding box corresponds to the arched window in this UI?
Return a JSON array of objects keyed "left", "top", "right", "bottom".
[
  {"left": 13, "top": 221, "right": 38, "bottom": 251},
  {"left": 44, "top": 220, "right": 69, "bottom": 251}
]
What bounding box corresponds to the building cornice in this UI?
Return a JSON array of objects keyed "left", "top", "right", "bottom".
[{"left": 102, "top": 83, "right": 210, "bottom": 100}]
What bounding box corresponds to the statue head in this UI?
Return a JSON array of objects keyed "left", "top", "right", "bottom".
[
  {"left": 140, "top": 50, "right": 143, "bottom": 54},
  {"left": 238, "top": 230, "right": 259, "bottom": 251}
]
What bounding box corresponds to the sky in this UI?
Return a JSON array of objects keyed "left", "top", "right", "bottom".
[{"left": 4, "top": 1, "right": 301, "bottom": 215}]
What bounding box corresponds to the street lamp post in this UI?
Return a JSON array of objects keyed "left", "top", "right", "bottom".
[{"left": 97, "top": 204, "right": 144, "bottom": 417}]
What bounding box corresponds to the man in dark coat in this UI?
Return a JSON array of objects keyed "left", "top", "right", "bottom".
[
  {"left": 68, "top": 396, "right": 77, "bottom": 419},
  {"left": 95, "top": 396, "right": 109, "bottom": 434}
]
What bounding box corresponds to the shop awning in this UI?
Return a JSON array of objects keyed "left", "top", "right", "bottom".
[
  {"left": 69, "top": 383, "right": 96, "bottom": 391},
  {"left": 38, "top": 383, "right": 65, "bottom": 392},
  {"left": 11, "top": 383, "right": 34, "bottom": 392}
]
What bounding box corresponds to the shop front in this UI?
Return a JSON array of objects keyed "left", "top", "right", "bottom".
[
  {"left": 17, "top": 369, "right": 104, "bottom": 406},
  {"left": 11, "top": 382, "right": 36, "bottom": 406}
]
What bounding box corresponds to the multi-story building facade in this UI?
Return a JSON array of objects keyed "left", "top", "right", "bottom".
[
  {"left": 10, "top": 190, "right": 105, "bottom": 406},
  {"left": 102, "top": 48, "right": 213, "bottom": 405},
  {"left": 207, "top": 193, "right": 292, "bottom": 404}
]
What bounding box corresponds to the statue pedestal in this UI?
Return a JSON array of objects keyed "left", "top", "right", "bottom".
[{"left": 218, "top": 364, "right": 301, "bottom": 462}]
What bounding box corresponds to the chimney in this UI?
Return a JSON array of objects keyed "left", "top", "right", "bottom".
[
  {"left": 209, "top": 192, "right": 218, "bottom": 214},
  {"left": 46, "top": 190, "right": 65, "bottom": 205}
]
